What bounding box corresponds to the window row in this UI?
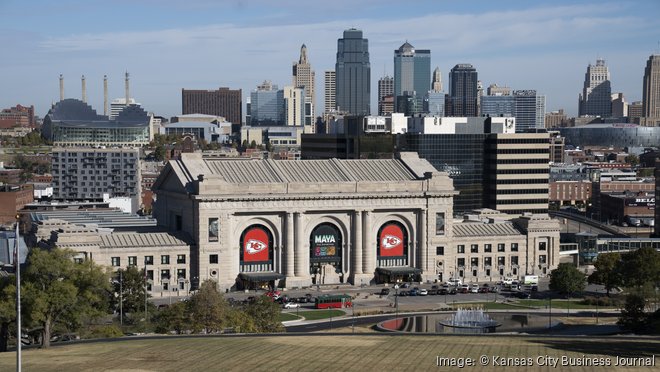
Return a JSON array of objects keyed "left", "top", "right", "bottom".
[{"left": 111, "top": 254, "right": 187, "bottom": 267}]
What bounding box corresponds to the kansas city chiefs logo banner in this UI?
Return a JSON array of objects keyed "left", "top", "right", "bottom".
[
  {"left": 379, "top": 223, "right": 405, "bottom": 257},
  {"left": 243, "top": 227, "right": 270, "bottom": 262}
]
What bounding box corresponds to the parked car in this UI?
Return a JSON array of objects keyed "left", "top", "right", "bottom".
[
  {"left": 470, "top": 284, "right": 479, "bottom": 293},
  {"left": 489, "top": 286, "right": 500, "bottom": 293},
  {"left": 284, "top": 302, "right": 301, "bottom": 309},
  {"left": 380, "top": 288, "right": 391, "bottom": 296},
  {"left": 478, "top": 285, "right": 489, "bottom": 293},
  {"left": 419, "top": 288, "right": 428, "bottom": 296},
  {"left": 409, "top": 288, "right": 419, "bottom": 296},
  {"left": 438, "top": 288, "right": 448, "bottom": 295},
  {"left": 401, "top": 282, "right": 411, "bottom": 288},
  {"left": 398, "top": 290, "right": 408, "bottom": 296},
  {"left": 446, "top": 278, "right": 462, "bottom": 287},
  {"left": 448, "top": 288, "right": 458, "bottom": 295},
  {"left": 428, "top": 289, "right": 437, "bottom": 295},
  {"left": 514, "top": 291, "right": 531, "bottom": 299},
  {"left": 458, "top": 285, "right": 470, "bottom": 294}
]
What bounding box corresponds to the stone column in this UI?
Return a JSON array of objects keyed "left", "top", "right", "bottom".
[
  {"left": 285, "top": 212, "right": 295, "bottom": 277},
  {"left": 362, "top": 210, "right": 374, "bottom": 276},
  {"left": 418, "top": 209, "right": 427, "bottom": 278},
  {"left": 294, "top": 212, "right": 306, "bottom": 278},
  {"left": 353, "top": 210, "right": 363, "bottom": 277}
]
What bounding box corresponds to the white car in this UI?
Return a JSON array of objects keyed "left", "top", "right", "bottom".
[
  {"left": 283, "top": 302, "right": 300, "bottom": 309},
  {"left": 469, "top": 284, "right": 479, "bottom": 293},
  {"left": 419, "top": 288, "right": 428, "bottom": 296}
]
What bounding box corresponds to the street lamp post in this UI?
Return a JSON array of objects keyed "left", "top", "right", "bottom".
[
  {"left": 119, "top": 270, "right": 123, "bottom": 326},
  {"left": 394, "top": 284, "right": 399, "bottom": 321}
]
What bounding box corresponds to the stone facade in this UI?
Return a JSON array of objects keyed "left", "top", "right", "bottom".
[{"left": 152, "top": 152, "right": 561, "bottom": 291}]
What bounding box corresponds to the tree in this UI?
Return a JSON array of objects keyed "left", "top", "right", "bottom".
[
  {"left": 154, "top": 301, "right": 188, "bottom": 334},
  {"left": 588, "top": 252, "right": 622, "bottom": 296},
  {"left": 250, "top": 140, "right": 257, "bottom": 149},
  {"left": 0, "top": 278, "right": 16, "bottom": 352},
  {"left": 111, "top": 267, "right": 149, "bottom": 324},
  {"left": 618, "top": 293, "right": 648, "bottom": 332},
  {"left": 244, "top": 296, "right": 283, "bottom": 333},
  {"left": 618, "top": 247, "right": 660, "bottom": 291},
  {"left": 625, "top": 154, "right": 639, "bottom": 167},
  {"left": 23, "top": 249, "right": 110, "bottom": 348},
  {"left": 153, "top": 145, "right": 167, "bottom": 162},
  {"left": 549, "top": 263, "right": 586, "bottom": 295},
  {"left": 187, "top": 280, "right": 228, "bottom": 333}
]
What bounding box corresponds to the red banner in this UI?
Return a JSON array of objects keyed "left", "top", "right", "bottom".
[
  {"left": 243, "top": 227, "right": 270, "bottom": 262},
  {"left": 379, "top": 224, "right": 405, "bottom": 257}
]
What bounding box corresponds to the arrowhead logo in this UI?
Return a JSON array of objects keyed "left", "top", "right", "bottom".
[
  {"left": 245, "top": 239, "right": 267, "bottom": 254},
  {"left": 381, "top": 235, "right": 402, "bottom": 249}
]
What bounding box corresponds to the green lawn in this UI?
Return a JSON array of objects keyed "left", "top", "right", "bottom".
[
  {"left": 297, "top": 309, "right": 345, "bottom": 320},
  {"left": 1, "top": 335, "right": 657, "bottom": 371},
  {"left": 450, "top": 302, "right": 533, "bottom": 310},
  {"left": 519, "top": 299, "right": 617, "bottom": 309},
  {"left": 278, "top": 312, "right": 301, "bottom": 322}
]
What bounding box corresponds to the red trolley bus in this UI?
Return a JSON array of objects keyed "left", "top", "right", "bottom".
[{"left": 314, "top": 294, "right": 353, "bottom": 309}]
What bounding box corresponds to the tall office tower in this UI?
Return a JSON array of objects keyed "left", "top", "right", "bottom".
[
  {"left": 484, "top": 132, "right": 550, "bottom": 215},
  {"left": 335, "top": 28, "right": 370, "bottom": 115},
  {"left": 378, "top": 75, "right": 394, "bottom": 115},
  {"left": 292, "top": 44, "right": 315, "bottom": 123},
  {"left": 578, "top": 58, "right": 612, "bottom": 117},
  {"left": 283, "top": 86, "right": 305, "bottom": 127},
  {"left": 393, "top": 42, "right": 430, "bottom": 115},
  {"left": 324, "top": 70, "right": 336, "bottom": 114},
  {"left": 249, "top": 81, "right": 284, "bottom": 126},
  {"left": 431, "top": 67, "right": 442, "bottom": 92},
  {"left": 642, "top": 55, "right": 660, "bottom": 126},
  {"left": 181, "top": 87, "right": 242, "bottom": 125},
  {"left": 487, "top": 84, "right": 511, "bottom": 96},
  {"left": 611, "top": 93, "right": 628, "bottom": 118},
  {"left": 446, "top": 64, "right": 478, "bottom": 116},
  {"left": 425, "top": 67, "right": 444, "bottom": 116},
  {"left": 513, "top": 90, "right": 546, "bottom": 132}
]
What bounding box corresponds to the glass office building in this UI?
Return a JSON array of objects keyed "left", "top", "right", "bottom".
[
  {"left": 335, "top": 29, "right": 371, "bottom": 115},
  {"left": 559, "top": 124, "right": 660, "bottom": 148},
  {"left": 394, "top": 42, "right": 430, "bottom": 115},
  {"left": 397, "top": 133, "right": 488, "bottom": 215},
  {"left": 250, "top": 89, "right": 285, "bottom": 126}
]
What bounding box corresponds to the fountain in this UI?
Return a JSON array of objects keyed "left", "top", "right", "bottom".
[{"left": 438, "top": 307, "right": 500, "bottom": 334}]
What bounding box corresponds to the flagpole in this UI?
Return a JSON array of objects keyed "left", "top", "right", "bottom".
[{"left": 15, "top": 217, "right": 21, "bottom": 372}]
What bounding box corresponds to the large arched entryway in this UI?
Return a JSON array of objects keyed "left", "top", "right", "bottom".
[
  {"left": 238, "top": 224, "right": 282, "bottom": 289},
  {"left": 309, "top": 223, "right": 343, "bottom": 284}
]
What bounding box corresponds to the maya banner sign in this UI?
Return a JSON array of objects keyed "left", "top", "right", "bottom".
[
  {"left": 379, "top": 223, "right": 405, "bottom": 257},
  {"left": 311, "top": 224, "right": 340, "bottom": 258},
  {"left": 242, "top": 226, "right": 270, "bottom": 263}
]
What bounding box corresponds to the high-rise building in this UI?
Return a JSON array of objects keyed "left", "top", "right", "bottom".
[
  {"left": 51, "top": 147, "right": 141, "bottom": 213},
  {"left": 249, "top": 81, "right": 284, "bottom": 126},
  {"left": 181, "top": 87, "right": 242, "bottom": 125},
  {"left": 513, "top": 90, "right": 546, "bottom": 132},
  {"left": 611, "top": 93, "right": 628, "bottom": 118},
  {"left": 292, "top": 44, "right": 315, "bottom": 123},
  {"left": 481, "top": 88, "right": 545, "bottom": 131},
  {"left": 393, "top": 42, "right": 430, "bottom": 115},
  {"left": 545, "top": 109, "right": 568, "bottom": 128},
  {"left": 642, "top": 54, "right": 660, "bottom": 126},
  {"left": 335, "top": 29, "right": 370, "bottom": 115},
  {"left": 446, "top": 64, "right": 478, "bottom": 117},
  {"left": 424, "top": 67, "right": 444, "bottom": 116},
  {"left": 578, "top": 58, "right": 612, "bottom": 117},
  {"left": 0, "top": 104, "right": 35, "bottom": 128},
  {"left": 484, "top": 132, "right": 550, "bottom": 215},
  {"left": 378, "top": 76, "right": 394, "bottom": 116},
  {"left": 324, "top": 70, "right": 336, "bottom": 114},
  {"left": 283, "top": 86, "right": 305, "bottom": 127},
  {"left": 629, "top": 101, "right": 643, "bottom": 123}
]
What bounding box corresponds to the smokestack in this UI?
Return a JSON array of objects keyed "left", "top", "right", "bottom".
[
  {"left": 81, "top": 75, "right": 87, "bottom": 103},
  {"left": 59, "top": 74, "right": 64, "bottom": 101},
  {"left": 103, "top": 75, "right": 108, "bottom": 116},
  {"left": 125, "top": 71, "right": 130, "bottom": 106}
]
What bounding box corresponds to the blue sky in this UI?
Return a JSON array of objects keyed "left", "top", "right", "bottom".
[{"left": 1, "top": 0, "right": 659, "bottom": 120}]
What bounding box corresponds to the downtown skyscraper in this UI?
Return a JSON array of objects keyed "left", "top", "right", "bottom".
[
  {"left": 378, "top": 75, "right": 394, "bottom": 116},
  {"left": 335, "top": 28, "right": 371, "bottom": 115},
  {"left": 292, "top": 44, "right": 315, "bottom": 125},
  {"left": 446, "top": 64, "right": 478, "bottom": 117},
  {"left": 578, "top": 58, "right": 612, "bottom": 117},
  {"left": 642, "top": 54, "right": 660, "bottom": 126},
  {"left": 393, "top": 42, "right": 430, "bottom": 115}
]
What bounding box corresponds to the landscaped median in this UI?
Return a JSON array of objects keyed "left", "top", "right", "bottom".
[{"left": 279, "top": 309, "right": 346, "bottom": 322}]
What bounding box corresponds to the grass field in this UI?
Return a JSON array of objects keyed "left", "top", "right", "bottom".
[
  {"left": 278, "top": 313, "right": 301, "bottom": 322},
  {"left": 297, "top": 309, "right": 345, "bottom": 320},
  {"left": 0, "top": 335, "right": 657, "bottom": 371},
  {"left": 518, "top": 300, "right": 617, "bottom": 310}
]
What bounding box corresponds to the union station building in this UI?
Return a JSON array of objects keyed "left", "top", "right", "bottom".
[{"left": 152, "top": 152, "right": 561, "bottom": 291}]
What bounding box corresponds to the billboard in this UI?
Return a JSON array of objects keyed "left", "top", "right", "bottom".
[
  {"left": 378, "top": 222, "right": 406, "bottom": 257},
  {"left": 242, "top": 226, "right": 270, "bottom": 263},
  {"left": 311, "top": 224, "right": 341, "bottom": 261}
]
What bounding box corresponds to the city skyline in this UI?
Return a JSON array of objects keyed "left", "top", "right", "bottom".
[{"left": 1, "top": 0, "right": 659, "bottom": 120}]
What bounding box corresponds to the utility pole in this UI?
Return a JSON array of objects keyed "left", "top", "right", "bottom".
[
  {"left": 120, "top": 270, "right": 123, "bottom": 326},
  {"left": 15, "top": 216, "right": 21, "bottom": 372}
]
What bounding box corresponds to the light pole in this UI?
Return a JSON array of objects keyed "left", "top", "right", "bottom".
[
  {"left": 119, "top": 270, "right": 123, "bottom": 326},
  {"left": 394, "top": 284, "right": 399, "bottom": 321},
  {"left": 14, "top": 217, "right": 21, "bottom": 372}
]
